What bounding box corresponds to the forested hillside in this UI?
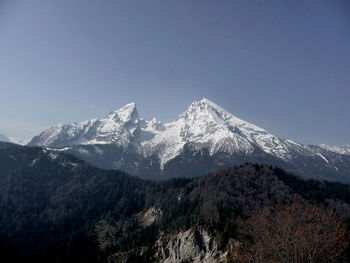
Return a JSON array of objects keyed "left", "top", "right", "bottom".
[{"left": 0, "top": 143, "right": 349, "bottom": 262}]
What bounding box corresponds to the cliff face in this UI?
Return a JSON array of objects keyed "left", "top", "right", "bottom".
[{"left": 155, "top": 226, "right": 228, "bottom": 263}]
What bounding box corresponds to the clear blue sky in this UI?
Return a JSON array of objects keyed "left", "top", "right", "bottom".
[{"left": 0, "top": 0, "right": 349, "bottom": 145}]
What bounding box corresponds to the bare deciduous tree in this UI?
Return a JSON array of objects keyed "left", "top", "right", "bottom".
[{"left": 234, "top": 202, "right": 349, "bottom": 263}]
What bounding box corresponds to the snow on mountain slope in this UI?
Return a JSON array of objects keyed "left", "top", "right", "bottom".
[
  {"left": 30, "top": 103, "right": 140, "bottom": 148},
  {"left": 320, "top": 143, "right": 350, "bottom": 155},
  {"left": 137, "top": 99, "right": 302, "bottom": 168},
  {"left": 0, "top": 133, "right": 9, "bottom": 142},
  {"left": 8, "top": 137, "right": 30, "bottom": 145},
  {"left": 29, "top": 98, "right": 332, "bottom": 169},
  {"left": 0, "top": 132, "right": 29, "bottom": 145}
]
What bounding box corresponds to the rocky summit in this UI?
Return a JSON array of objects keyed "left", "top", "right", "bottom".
[{"left": 29, "top": 99, "right": 350, "bottom": 182}]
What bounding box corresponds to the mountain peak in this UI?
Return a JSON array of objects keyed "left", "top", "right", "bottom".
[
  {"left": 28, "top": 99, "right": 301, "bottom": 166},
  {"left": 179, "top": 98, "right": 238, "bottom": 125},
  {"left": 189, "top": 98, "right": 224, "bottom": 110},
  {"left": 105, "top": 102, "right": 138, "bottom": 123},
  {"left": 122, "top": 102, "right": 137, "bottom": 110},
  {"left": 198, "top": 98, "right": 222, "bottom": 108}
]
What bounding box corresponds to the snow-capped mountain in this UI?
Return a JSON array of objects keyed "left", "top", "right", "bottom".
[
  {"left": 319, "top": 143, "right": 350, "bottom": 155},
  {"left": 9, "top": 137, "right": 30, "bottom": 146},
  {"left": 137, "top": 98, "right": 307, "bottom": 168},
  {"left": 30, "top": 102, "right": 140, "bottom": 147},
  {"left": 0, "top": 132, "right": 36, "bottom": 145},
  {"left": 30, "top": 99, "right": 302, "bottom": 164},
  {"left": 29, "top": 99, "right": 350, "bottom": 182},
  {"left": 0, "top": 132, "right": 9, "bottom": 142}
]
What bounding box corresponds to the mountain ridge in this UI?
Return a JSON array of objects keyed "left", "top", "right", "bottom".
[
  {"left": 28, "top": 99, "right": 350, "bottom": 182},
  {"left": 320, "top": 143, "right": 350, "bottom": 155},
  {"left": 28, "top": 99, "right": 305, "bottom": 164}
]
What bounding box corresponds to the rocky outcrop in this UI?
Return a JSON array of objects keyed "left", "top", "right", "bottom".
[
  {"left": 137, "top": 206, "right": 162, "bottom": 227},
  {"left": 155, "top": 226, "right": 228, "bottom": 263}
]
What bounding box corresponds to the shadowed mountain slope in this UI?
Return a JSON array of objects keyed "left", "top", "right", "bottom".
[{"left": 0, "top": 145, "right": 350, "bottom": 262}]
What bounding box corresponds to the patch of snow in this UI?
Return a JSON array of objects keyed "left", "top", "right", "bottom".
[
  {"left": 316, "top": 153, "right": 329, "bottom": 163},
  {"left": 48, "top": 152, "right": 59, "bottom": 160},
  {"left": 47, "top": 147, "right": 71, "bottom": 151},
  {"left": 29, "top": 158, "right": 39, "bottom": 167},
  {"left": 320, "top": 144, "right": 350, "bottom": 155},
  {"left": 286, "top": 139, "right": 301, "bottom": 146}
]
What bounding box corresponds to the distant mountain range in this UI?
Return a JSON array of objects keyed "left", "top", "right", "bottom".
[
  {"left": 320, "top": 143, "right": 350, "bottom": 155},
  {"left": 0, "top": 132, "right": 29, "bottom": 145},
  {"left": 29, "top": 99, "right": 350, "bottom": 183},
  {"left": 0, "top": 133, "right": 9, "bottom": 142}
]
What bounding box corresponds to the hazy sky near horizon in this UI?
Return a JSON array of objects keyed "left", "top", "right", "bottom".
[{"left": 0, "top": 0, "right": 349, "bottom": 145}]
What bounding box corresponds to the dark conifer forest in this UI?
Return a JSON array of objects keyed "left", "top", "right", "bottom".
[{"left": 0, "top": 142, "right": 349, "bottom": 262}]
